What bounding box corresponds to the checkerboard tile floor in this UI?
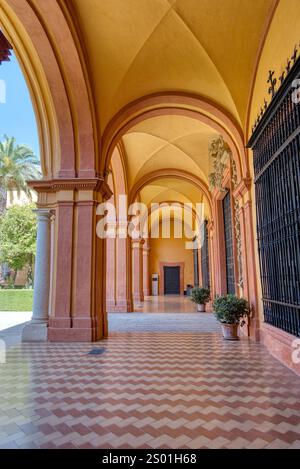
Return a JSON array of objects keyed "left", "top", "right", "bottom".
[{"left": 0, "top": 332, "right": 300, "bottom": 449}]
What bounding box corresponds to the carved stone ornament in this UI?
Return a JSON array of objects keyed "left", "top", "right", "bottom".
[
  {"left": 208, "top": 135, "right": 231, "bottom": 192},
  {"left": 208, "top": 135, "right": 243, "bottom": 289}
]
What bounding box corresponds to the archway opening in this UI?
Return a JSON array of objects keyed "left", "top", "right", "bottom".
[{"left": 0, "top": 30, "right": 41, "bottom": 330}]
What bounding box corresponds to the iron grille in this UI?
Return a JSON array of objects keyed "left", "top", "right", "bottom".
[{"left": 248, "top": 57, "right": 300, "bottom": 337}]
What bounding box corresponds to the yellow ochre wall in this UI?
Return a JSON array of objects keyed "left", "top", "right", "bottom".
[
  {"left": 149, "top": 236, "right": 194, "bottom": 293},
  {"left": 249, "top": 0, "right": 300, "bottom": 136}
]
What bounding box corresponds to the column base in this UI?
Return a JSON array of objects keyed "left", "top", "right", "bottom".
[
  {"left": 249, "top": 317, "right": 260, "bottom": 341},
  {"left": 22, "top": 321, "right": 48, "bottom": 342},
  {"left": 106, "top": 299, "right": 116, "bottom": 312},
  {"left": 48, "top": 325, "right": 105, "bottom": 342},
  {"left": 110, "top": 299, "right": 134, "bottom": 313}
]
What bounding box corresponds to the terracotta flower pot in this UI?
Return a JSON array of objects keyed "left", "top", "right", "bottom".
[
  {"left": 197, "top": 304, "right": 206, "bottom": 312},
  {"left": 221, "top": 323, "right": 239, "bottom": 340}
]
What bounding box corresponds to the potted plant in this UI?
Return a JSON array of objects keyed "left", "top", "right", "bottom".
[
  {"left": 190, "top": 287, "right": 210, "bottom": 312},
  {"left": 213, "top": 294, "right": 250, "bottom": 340}
]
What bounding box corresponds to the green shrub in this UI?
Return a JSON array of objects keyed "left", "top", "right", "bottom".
[
  {"left": 190, "top": 287, "right": 210, "bottom": 305},
  {"left": 213, "top": 294, "right": 250, "bottom": 325}
]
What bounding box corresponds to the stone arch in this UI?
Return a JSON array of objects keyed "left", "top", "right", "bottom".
[
  {"left": 106, "top": 144, "right": 133, "bottom": 313},
  {"left": 101, "top": 92, "right": 248, "bottom": 182},
  {"left": 129, "top": 168, "right": 212, "bottom": 217},
  {"left": 0, "top": 0, "right": 97, "bottom": 177},
  {"left": 141, "top": 201, "right": 204, "bottom": 238}
]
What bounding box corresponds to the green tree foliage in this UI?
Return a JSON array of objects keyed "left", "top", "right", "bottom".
[
  {"left": 0, "top": 204, "right": 37, "bottom": 285},
  {"left": 0, "top": 136, "right": 41, "bottom": 214}
]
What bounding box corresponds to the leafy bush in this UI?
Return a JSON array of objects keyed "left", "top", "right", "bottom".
[
  {"left": 213, "top": 294, "right": 250, "bottom": 325},
  {"left": 190, "top": 287, "right": 210, "bottom": 305},
  {"left": 0, "top": 203, "right": 37, "bottom": 285}
]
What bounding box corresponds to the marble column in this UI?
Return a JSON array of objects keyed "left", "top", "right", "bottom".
[
  {"left": 132, "top": 238, "right": 144, "bottom": 306},
  {"left": 22, "top": 209, "right": 52, "bottom": 342}
]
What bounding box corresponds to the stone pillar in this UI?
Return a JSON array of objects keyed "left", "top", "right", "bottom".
[
  {"left": 132, "top": 238, "right": 144, "bottom": 306},
  {"left": 193, "top": 244, "right": 199, "bottom": 287},
  {"left": 29, "top": 177, "right": 112, "bottom": 342},
  {"left": 207, "top": 221, "right": 215, "bottom": 299},
  {"left": 22, "top": 209, "right": 52, "bottom": 342},
  {"left": 234, "top": 179, "right": 259, "bottom": 341},
  {"left": 106, "top": 232, "right": 116, "bottom": 312},
  {"left": 143, "top": 239, "right": 150, "bottom": 296},
  {"left": 198, "top": 244, "right": 203, "bottom": 287},
  {"left": 115, "top": 222, "right": 133, "bottom": 312}
]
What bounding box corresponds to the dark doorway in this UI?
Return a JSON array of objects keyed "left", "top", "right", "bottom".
[{"left": 164, "top": 266, "right": 180, "bottom": 295}]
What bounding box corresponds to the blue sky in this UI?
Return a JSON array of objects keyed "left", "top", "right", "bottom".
[{"left": 0, "top": 52, "right": 40, "bottom": 159}]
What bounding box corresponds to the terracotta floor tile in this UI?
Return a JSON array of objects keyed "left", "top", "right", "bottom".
[{"left": 1, "top": 320, "right": 300, "bottom": 449}]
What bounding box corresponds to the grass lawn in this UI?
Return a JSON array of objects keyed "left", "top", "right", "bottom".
[{"left": 0, "top": 289, "right": 33, "bottom": 311}]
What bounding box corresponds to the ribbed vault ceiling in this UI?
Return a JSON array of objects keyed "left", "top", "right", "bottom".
[
  {"left": 122, "top": 114, "right": 216, "bottom": 188},
  {"left": 71, "top": 0, "right": 274, "bottom": 130},
  {"left": 70, "top": 0, "right": 274, "bottom": 220}
]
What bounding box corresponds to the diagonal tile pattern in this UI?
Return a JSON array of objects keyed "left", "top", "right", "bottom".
[{"left": 0, "top": 332, "right": 300, "bottom": 449}]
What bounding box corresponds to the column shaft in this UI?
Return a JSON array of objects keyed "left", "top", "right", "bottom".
[
  {"left": 22, "top": 209, "right": 52, "bottom": 342},
  {"left": 132, "top": 239, "right": 144, "bottom": 305}
]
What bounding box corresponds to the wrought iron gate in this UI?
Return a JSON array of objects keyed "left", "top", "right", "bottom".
[
  {"left": 248, "top": 57, "right": 300, "bottom": 337},
  {"left": 223, "top": 192, "right": 236, "bottom": 294}
]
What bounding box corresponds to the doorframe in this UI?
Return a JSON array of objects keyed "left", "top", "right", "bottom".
[{"left": 159, "top": 262, "right": 185, "bottom": 295}]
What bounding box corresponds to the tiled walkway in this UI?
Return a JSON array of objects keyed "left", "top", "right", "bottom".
[
  {"left": 1, "top": 331, "right": 300, "bottom": 449},
  {"left": 109, "top": 313, "right": 220, "bottom": 333},
  {"left": 134, "top": 295, "right": 203, "bottom": 313}
]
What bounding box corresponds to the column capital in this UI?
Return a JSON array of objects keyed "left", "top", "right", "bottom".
[
  {"left": 33, "top": 208, "right": 54, "bottom": 222},
  {"left": 132, "top": 238, "right": 145, "bottom": 249}
]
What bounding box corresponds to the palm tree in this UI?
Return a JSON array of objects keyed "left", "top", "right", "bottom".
[{"left": 0, "top": 135, "right": 41, "bottom": 215}]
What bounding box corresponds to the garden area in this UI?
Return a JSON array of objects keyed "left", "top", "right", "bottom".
[
  {"left": 0, "top": 136, "right": 40, "bottom": 314},
  {"left": 0, "top": 289, "right": 33, "bottom": 311}
]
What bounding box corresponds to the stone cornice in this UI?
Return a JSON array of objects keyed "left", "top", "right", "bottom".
[
  {"left": 28, "top": 177, "right": 113, "bottom": 200},
  {"left": 233, "top": 178, "right": 252, "bottom": 200}
]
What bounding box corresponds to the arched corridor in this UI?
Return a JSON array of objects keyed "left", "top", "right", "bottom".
[{"left": 0, "top": 0, "right": 300, "bottom": 451}]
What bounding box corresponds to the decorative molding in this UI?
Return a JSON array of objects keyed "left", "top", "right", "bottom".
[
  {"left": 208, "top": 135, "right": 244, "bottom": 289},
  {"left": 233, "top": 178, "right": 252, "bottom": 200},
  {"left": 28, "top": 177, "right": 113, "bottom": 200}
]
